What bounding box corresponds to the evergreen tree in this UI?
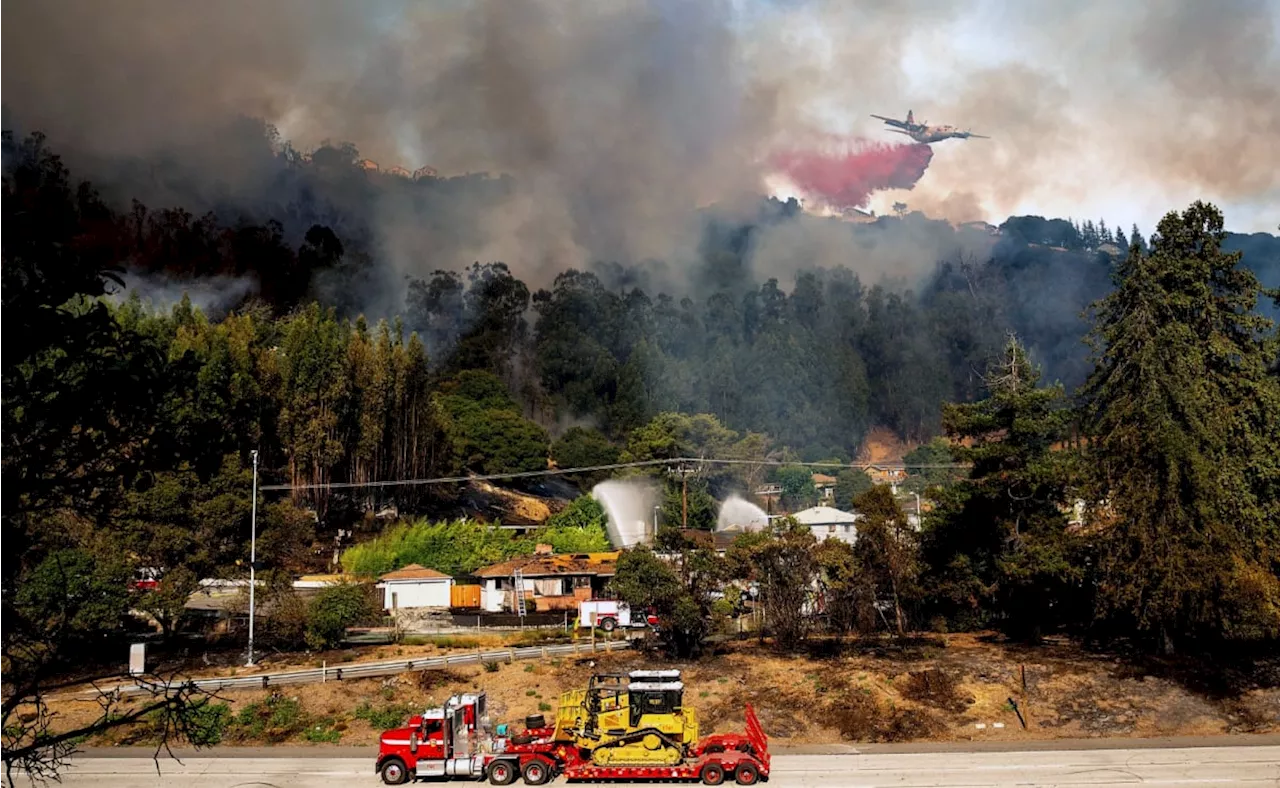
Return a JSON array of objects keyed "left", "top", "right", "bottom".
[
  {"left": 922, "top": 335, "right": 1081, "bottom": 640},
  {"left": 1082, "top": 201, "right": 1280, "bottom": 651}
]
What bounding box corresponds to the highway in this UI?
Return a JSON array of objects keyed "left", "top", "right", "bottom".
[{"left": 46, "top": 743, "right": 1280, "bottom": 787}]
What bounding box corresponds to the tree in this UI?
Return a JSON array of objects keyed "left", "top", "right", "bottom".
[
  {"left": 922, "top": 335, "right": 1081, "bottom": 640},
  {"left": 436, "top": 371, "right": 549, "bottom": 475},
  {"left": 536, "top": 496, "right": 612, "bottom": 552},
  {"left": 850, "top": 486, "right": 920, "bottom": 634},
  {"left": 833, "top": 469, "right": 874, "bottom": 509},
  {"left": 550, "top": 427, "right": 620, "bottom": 490},
  {"left": 902, "top": 437, "right": 957, "bottom": 492},
  {"left": 775, "top": 465, "right": 817, "bottom": 511},
  {"left": 734, "top": 520, "right": 818, "bottom": 649},
  {"left": 2, "top": 134, "right": 216, "bottom": 782},
  {"left": 1082, "top": 201, "right": 1280, "bottom": 651},
  {"left": 305, "top": 583, "right": 377, "bottom": 650},
  {"left": 610, "top": 545, "right": 721, "bottom": 658},
  {"left": 815, "top": 538, "right": 873, "bottom": 634}
]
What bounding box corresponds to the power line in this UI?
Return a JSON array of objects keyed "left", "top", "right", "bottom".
[
  {"left": 258, "top": 458, "right": 673, "bottom": 491},
  {"left": 259, "top": 456, "right": 971, "bottom": 493}
]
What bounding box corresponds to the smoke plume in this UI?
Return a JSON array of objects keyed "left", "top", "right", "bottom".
[
  {"left": 770, "top": 141, "right": 934, "bottom": 213},
  {"left": 3, "top": 0, "right": 1278, "bottom": 305}
]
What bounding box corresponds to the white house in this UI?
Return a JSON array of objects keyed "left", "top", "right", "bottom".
[
  {"left": 376, "top": 564, "right": 453, "bottom": 611},
  {"left": 792, "top": 505, "right": 861, "bottom": 545}
]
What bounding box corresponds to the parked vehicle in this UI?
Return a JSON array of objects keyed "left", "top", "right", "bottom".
[{"left": 576, "top": 599, "right": 657, "bottom": 632}]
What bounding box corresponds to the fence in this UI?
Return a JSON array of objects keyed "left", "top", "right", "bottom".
[
  {"left": 91, "top": 639, "right": 635, "bottom": 699},
  {"left": 450, "top": 584, "right": 482, "bottom": 609}
]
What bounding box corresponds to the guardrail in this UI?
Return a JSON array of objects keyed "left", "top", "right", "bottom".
[{"left": 93, "top": 638, "right": 635, "bottom": 698}]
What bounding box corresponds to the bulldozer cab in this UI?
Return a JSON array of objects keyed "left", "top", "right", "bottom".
[{"left": 626, "top": 681, "right": 683, "bottom": 728}]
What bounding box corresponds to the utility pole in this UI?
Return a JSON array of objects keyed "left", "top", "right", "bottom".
[
  {"left": 682, "top": 472, "right": 688, "bottom": 530},
  {"left": 247, "top": 449, "right": 259, "bottom": 667},
  {"left": 665, "top": 463, "right": 696, "bottom": 531}
]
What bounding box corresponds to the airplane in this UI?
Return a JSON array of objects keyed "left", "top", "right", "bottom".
[{"left": 870, "top": 110, "right": 990, "bottom": 143}]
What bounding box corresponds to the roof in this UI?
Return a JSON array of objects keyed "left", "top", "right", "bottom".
[
  {"left": 379, "top": 564, "right": 452, "bottom": 581},
  {"left": 792, "top": 506, "right": 860, "bottom": 526},
  {"left": 811, "top": 473, "right": 837, "bottom": 485},
  {"left": 295, "top": 573, "right": 359, "bottom": 587},
  {"left": 473, "top": 552, "right": 620, "bottom": 579},
  {"left": 680, "top": 529, "right": 739, "bottom": 551}
]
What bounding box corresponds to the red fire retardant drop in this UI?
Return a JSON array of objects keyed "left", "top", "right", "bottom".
[{"left": 770, "top": 141, "right": 934, "bottom": 212}]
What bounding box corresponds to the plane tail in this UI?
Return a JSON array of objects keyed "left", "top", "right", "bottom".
[{"left": 906, "top": 110, "right": 914, "bottom": 125}]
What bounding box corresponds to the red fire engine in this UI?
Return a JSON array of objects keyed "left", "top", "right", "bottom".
[{"left": 376, "top": 680, "right": 769, "bottom": 785}]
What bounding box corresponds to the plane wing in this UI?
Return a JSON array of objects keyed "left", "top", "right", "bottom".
[
  {"left": 870, "top": 114, "right": 909, "bottom": 129},
  {"left": 966, "top": 133, "right": 991, "bottom": 139}
]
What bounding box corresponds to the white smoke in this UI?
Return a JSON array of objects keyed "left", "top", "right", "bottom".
[{"left": 591, "top": 478, "right": 660, "bottom": 548}]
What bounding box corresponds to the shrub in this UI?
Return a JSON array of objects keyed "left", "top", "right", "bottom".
[
  {"left": 355, "top": 702, "right": 413, "bottom": 731},
  {"left": 305, "top": 583, "right": 376, "bottom": 650},
  {"left": 232, "top": 696, "right": 307, "bottom": 743},
  {"left": 303, "top": 718, "right": 342, "bottom": 743},
  {"left": 187, "top": 701, "right": 232, "bottom": 745}
]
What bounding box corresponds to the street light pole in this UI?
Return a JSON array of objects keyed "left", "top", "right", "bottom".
[
  {"left": 247, "top": 449, "right": 259, "bottom": 667},
  {"left": 912, "top": 492, "right": 921, "bottom": 529}
]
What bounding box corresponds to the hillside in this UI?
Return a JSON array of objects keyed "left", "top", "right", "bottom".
[{"left": 53, "top": 634, "right": 1279, "bottom": 749}]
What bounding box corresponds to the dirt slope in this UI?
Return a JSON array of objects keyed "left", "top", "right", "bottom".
[{"left": 53, "top": 633, "right": 1278, "bottom": 749}]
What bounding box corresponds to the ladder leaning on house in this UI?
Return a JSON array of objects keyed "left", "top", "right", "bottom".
[{"left": 512, "top": 569, "right": 528, "bottom": 618}]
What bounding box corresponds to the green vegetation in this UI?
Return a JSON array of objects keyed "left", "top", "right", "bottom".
[
  {"left": 340, "top": 503, "right": 610, "bottom": 578},
  {"left": 4, "top": 127, "right": 1280, "bottom": 777},
  {"left": 305, "top": 584, "right": 379, "bottom": 650},
  {"left": 354, "top": 702, "right": 413, "bottom": 731}
]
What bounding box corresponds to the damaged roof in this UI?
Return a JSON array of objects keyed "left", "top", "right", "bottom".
[{"left": 473, "top": 552, "right": 621, "bottom": 578}]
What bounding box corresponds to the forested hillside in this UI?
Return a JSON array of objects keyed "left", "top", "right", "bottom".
[
  {"left": 9, "top": 128, "right": 1277, "bottom": 473},
  {"left": 5, "top": 126, "right": 1279, "bottom": 667}
]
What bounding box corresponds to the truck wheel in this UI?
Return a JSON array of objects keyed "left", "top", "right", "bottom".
[
  {"left": 701, "top": 763, "right": 725, "bottom": 786},
  {"left": 380, "top": 758, "right": 410, "bottom": 785},
  {"left": 489, "top": 760, "right": 518, "bottom": 786},
  {"left": 734, "top": 762, "right": 759, "bottom": 786},
  {"left": 600, "top": 617, "right": 617, "bottom": 633},
  {"left": 522, "top": 759, "right": 551, "bottom": 786}
]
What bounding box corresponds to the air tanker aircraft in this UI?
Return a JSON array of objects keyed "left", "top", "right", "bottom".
[{"left": 871, "top": 110, "right": 990, "bottom": 143}]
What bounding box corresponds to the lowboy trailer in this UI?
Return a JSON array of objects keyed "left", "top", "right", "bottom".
[{"left": 376, "top": 685, "right": 769, "bottom": 785}]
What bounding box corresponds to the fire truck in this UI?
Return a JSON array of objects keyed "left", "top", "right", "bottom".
[{"left": 376, "top": 671, "right": 769, "bottom": 785}]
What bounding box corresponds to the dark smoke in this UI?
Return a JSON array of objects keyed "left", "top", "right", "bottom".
[{"left": 3, "top": 0, "right": 1277, "bottom": 311}]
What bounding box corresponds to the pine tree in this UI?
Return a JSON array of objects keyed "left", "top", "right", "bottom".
[
  {"left": 1083, "top": 201, "right": 1280, "bottom": 651},
  {"left": 1129, "top": 224, "right": 1147, "bottom": 254},
  {"left": 922, "top": 335, "right": 1081, "bottom": 640}
]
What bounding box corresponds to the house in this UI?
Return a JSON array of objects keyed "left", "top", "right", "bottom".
[
  {"left": 677, "top": 528, "right": 740, "bottom": 554},
  {"left": 811, "top": 473, "right": 837, "bottom": 503},
  {"left": 861, "top": 464, "right": 908, "bottom": 485},
  {"left": 472, "top": 547, "right": 619, "bottom": 613},
  {"left": 791, "top": 505, "right": 861, "bottom": 544},
  {"left": 293, "top": 573, "right": 359, "bottom": 590},
  {"left": 376, "top": 564, "right": 454, "bottom": 611}
]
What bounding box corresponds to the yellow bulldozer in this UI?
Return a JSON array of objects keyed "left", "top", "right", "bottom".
[{"left": 552, "top": 670, "right": 699, "bottom": 766}]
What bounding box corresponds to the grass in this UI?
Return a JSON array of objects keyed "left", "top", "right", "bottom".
[{"left": 400, "top": 635, "right": 485, "bottom": 649}]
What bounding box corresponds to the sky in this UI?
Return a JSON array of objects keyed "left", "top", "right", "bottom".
[
  {"left": 752, "top": 0, "right": 1280, "bottom": 234},
  {"left": 3, "top": 0, "right": 1278, "bottom": 246}
]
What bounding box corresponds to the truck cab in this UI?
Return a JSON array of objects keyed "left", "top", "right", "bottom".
[{"left": 377, "top": 693, "right": 491, "bottom": 785}]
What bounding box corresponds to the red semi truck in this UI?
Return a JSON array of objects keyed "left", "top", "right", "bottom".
[{"left": 376, "top": 689, "right": 769, "bottom": 785}]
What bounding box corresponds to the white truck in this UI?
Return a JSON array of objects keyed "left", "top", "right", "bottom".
[{"left": 577, "top": 599, "right": 657, "bottom": 632}]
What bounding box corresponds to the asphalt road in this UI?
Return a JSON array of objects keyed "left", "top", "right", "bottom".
[{"left": 44, "top": 744, "right": 1280, "bottom": 787}]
